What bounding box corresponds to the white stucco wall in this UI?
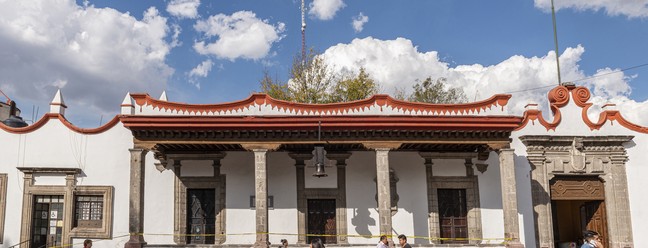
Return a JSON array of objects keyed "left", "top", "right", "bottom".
[{"left": 0, "top": 119, "right": 135, "bottom": 248}]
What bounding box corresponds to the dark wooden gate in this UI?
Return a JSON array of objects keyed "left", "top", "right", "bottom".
[
  {"left": 187, "top": 189, "right": 215, "bottom": 244},
  {"left": 307, "top": 199, "right": 336, "bottom": 244},
  {"left": 438, "top": 189, "right": 468, "bottom": 244},
  {"left": 581, "top": 201, "right": 608, "bottom": 247}
]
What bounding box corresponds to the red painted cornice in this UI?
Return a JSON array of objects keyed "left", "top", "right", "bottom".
[{"left": 121, "top": 115, "right": 524, "bottom": 131}]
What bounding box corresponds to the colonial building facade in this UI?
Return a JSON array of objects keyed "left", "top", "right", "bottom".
[{"left": 0, "top": 84, "right": 645, "bottom": 248}]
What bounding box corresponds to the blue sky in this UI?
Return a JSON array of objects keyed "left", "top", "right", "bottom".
[{"left": 0, "top": 0, "right": 647, "bottom": 127}]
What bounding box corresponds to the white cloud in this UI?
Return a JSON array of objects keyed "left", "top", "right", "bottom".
[
  {"left": 534, "top": 0, "right": 648, "bottom": 18},
  {"left": 309, "top": 0, "right": 346, "bottom": 20},
  {"left": 321, "top": 37, "right": 648, "bottom": 125},
  {"left": 170, "top": 24, "right": 182, "bottom": 47},
  {"left": 189, "top": 59, "right": 214, "bottom": 78},
  {"left": 0, "top": 0, "right": 175, "bottom": 126},
  {"left": 194, "top": 11, "right": 285, "bottom": 61},
  {"left": 352, "top": 12, "right": 369, "bottom": 33},
  {"left": 167, "top": 0, "right": 200, "bottom": 19}
]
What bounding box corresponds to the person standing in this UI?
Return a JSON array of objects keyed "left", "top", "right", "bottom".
[
  {"left": 398, "top": 234, "right": 412, "bottom": 248},
  {"left": 377, "top": 235, "right": 389, "bottom": 248}
]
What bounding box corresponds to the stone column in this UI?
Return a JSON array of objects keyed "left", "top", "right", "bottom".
[
  {"left": 527, "top": 151, "right": 553, "bottom": 248},
  {"left": 172, "top": 159, "right": 186, "bottom": 245},
  {"left": 254, "top": 149, "right": 270, "bottom": 248},
  {"left": 498, "top": 148, "right": 524, "bottom": 248},
  {"left": 419, "top": 153, "right": 438, "bottom": 244},
  {"left": 289, "top": 153, "right": 311, "bottom": 245},
  {"left": 375, "top": 148, "right": 394, "bottom": 246},
  {"left": 125, "top": 148, "right": 148, "bottom": 248},
  {"left": 329, "top": 153, "right": 351, "bottom": 245},
  {"left": 605, "top": 150, "right": 633, "bottom": 248},
  {"left": 212, "top": 157, "right": 226, "bottom": 245}
]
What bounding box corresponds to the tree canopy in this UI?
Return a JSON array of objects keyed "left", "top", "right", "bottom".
[
  {"left": 259, "top": 49, "right": 377, "bottom": 103},
  {"left": 408, "top": 77, "right": 467, "bottom": 104},
  {"left": 258, "top": 50, "right": 466, "bottom": 105}
]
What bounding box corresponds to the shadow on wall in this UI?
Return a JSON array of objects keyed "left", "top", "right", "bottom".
[
  {"left": 515, "top": 153, "right": 537, "bottom": 248},
  {"left": 351, "top": 207, "right": 374, "bottom": 238},
  {"left": 479, "top": 152, "right": 503, "bottom": 211},
  {"left": 411, "top": 193, "right": 430, "bottom": 244}
]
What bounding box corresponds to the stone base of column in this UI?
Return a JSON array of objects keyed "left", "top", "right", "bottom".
[
  {"left": 506, "top": 241, "right": 525, "bottom": 248},
  {"left": 254, "top": 240, "right": 270, "bottom": 248},
  {"left": 124, "top": 235, "right": 147, "bottom": 248}
]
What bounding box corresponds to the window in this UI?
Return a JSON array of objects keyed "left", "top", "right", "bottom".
[
  {"left": 75, "top": 195, "right": 104, "bottom": 228},
  {"left": 438, "top": 189, "right": 468, "bottom": 244},
  {"left": 68, "top": 186, "right": 113, "bottom": 239}
]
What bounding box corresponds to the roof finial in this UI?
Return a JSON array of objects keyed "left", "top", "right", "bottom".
[
  {"left": 159, "top": 90, "right": 168, "bottom": 101},
  {"left": 121, "top": 92, "right": 134, "bottom": 115},
  {"left": 49, "top": 89, "right": 67, "bottom": 115}
]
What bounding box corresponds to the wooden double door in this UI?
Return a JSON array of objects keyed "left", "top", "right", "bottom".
[{"left": 307, "top": 199, "right": 336, "bottom": 244}]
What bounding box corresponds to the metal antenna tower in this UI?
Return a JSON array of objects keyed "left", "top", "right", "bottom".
[
  {"left": 551, "top": 0, "right": 563, "bottom": 85},
  {"left": 301, "top": 0, "right": 306, "bottom": 63}
]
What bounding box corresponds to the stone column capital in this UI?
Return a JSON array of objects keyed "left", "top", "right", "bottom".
[
  {"left": 242, "top": 143, "right": 281, "bottom": 151},
  {"left": 497, "top": 148, "right": 515, "bottom": 154},
  {"left": 129, "top": 148, "right": 149, "bottom": 155},
  {"left": 363, "top": 142, "right": 402, "bottom": 150}
]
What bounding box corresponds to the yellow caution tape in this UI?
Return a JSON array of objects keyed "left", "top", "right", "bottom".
[{"left": 44, "top": 232, "right": 512, "bottom": 248}]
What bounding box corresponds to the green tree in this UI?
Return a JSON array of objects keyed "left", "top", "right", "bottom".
[
  {"left": 329, "top": 67, "right": 378, "bottom": 102},
  {"left": 259, "top": 50, "right": 379, "bottom": 103},
  {"left": 259, "top": 69, "right": 291, "bottom": 100},
  {"left": 289, "top": 48, "right": 337, "bottom": 103},
  {"left": 408, "top": 77, "right": 467, "bottom": 104}
]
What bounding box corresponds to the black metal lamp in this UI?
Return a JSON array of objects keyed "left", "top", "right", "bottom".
[
  {"left": 312, "top": 121, "right": 328, "bottom": 177},
  {"left": 312, "top": 146, "right": 327, "bottom": 177}
]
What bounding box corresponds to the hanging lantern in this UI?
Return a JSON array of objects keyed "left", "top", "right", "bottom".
[{"left": 312, "top": 146, "right": 328, "bottom": 177}]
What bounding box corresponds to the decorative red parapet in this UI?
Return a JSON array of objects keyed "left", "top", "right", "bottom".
[
  {"left": 517, "top": 85, "right": 570, "bottom": 131},
  {"left": 518, "top": 84, "right": 648, "bottom": 133},
  {"left": 0, "top": 113, "right": 120, "bottom": 134},
  {"left": 129, "top": 93, "right": 512, "bottom": 116}
]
